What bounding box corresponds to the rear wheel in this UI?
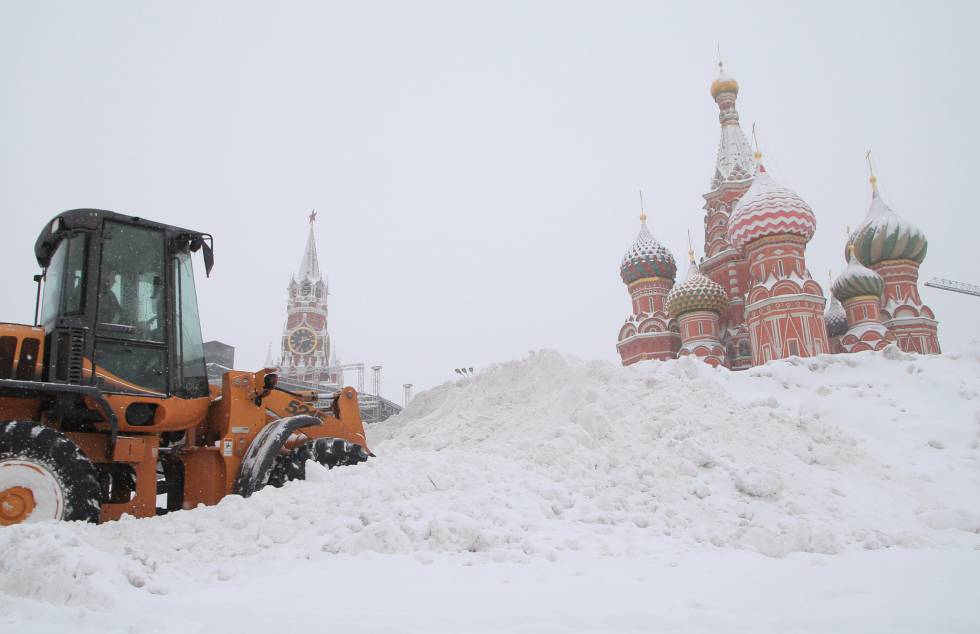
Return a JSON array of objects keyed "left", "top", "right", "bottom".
[
  {"left": 268, "top": 438, "right": 369, "bottom": 487},
  {"left": 0, "top": 421, "right": 101, "bottom": 525}
]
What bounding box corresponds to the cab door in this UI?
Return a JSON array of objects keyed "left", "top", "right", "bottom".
[{"left": 92, "top": 221, "right": 169, "bottom": 395}]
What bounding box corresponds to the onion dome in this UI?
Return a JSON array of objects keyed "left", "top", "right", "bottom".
[
  {"left": 824, "top": 294, "right": 848, "bottom": 337},
  {"left": 666, "top": 250, "right": 729, "bottom": 318},
  {"left": 832, "top": 248, "right": 885, "bottom": 302},
  {"left": 847, "top": 176, "right": 927, "bottom": 266},
  {"left": 728, "top": 162, "right": 817, "bottom": 252},
  {"left": 620, "top": 213, "right": 677, "bottom": 284},
  {"left": 710, "top": 62, "right": 739, "bottom": 99}
]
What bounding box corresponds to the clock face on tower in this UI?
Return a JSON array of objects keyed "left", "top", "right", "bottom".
[{"left": 287, "top": 326, "right": 317, "bottom": 355}]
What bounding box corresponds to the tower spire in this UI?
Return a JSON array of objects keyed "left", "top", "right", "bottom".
[
  {"left": 709, "top": 58, "right": 754, "bottom": 188},
  {"left": 297, "top": 211, "right": 322, "bottom": 280},
  {"left": 865, "top": 149, "right": 879, "bottom": 196},
  {"left": 751, "top": 123, "right": 766, "bottom": 173},
  {"left": 264, "top": 341, "right": 276, "bottom": 368},
  {"left": 638, "top": 189, "right": 647, "bottom": 224}
]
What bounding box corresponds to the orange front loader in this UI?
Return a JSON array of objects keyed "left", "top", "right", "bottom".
[{"left": 0, "top": 209, "right": 371, "bottom": 526}]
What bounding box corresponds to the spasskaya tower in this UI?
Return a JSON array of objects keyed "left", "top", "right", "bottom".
[{"left": 279, "top": 211, "right": 334, "bottom": 384}]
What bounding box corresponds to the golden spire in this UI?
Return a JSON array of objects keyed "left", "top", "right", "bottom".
[
  {"left": 638, "top": 190, "right": 647, "bottom": 224},
  {"left": 687, "top": 229, "right": 695, "bottom": 263},
  {"left": 865, "top": 149, "right": 878, "bottom": 191},
  {"left": 752, "top": 122, "right": 762, "bottom": 162}
]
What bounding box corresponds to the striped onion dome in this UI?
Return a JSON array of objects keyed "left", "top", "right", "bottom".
[
  {"left": 847, "top": 178, "right": 927, "bottom": 265},
  {"left": 832, "top": 251, "right": 885, "bottom": 303},
  {"left": 824, "top": 294, "right": 848, "bottom": 337},
  {"left": 728, "top": 164, "right": 816, "bottom": 252},
  {"left": 620, "top": 215, "right": 677, "bottom": 284},
  {"left": 666, "top": 256, "right": 729, "bottom": 318}
]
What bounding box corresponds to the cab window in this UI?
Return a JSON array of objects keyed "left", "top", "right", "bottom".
[
  {"left": 97, "top": 222, "right": 165, "bottom": 342},
  {"left": 94, "top": 222, "right": 168, "bottom": 394},
  {"left": 174, "top": 251, "right": 208, "bottom": 397},
  {"left": 40, "top": 233, "right": 88, "bottom": 328}
]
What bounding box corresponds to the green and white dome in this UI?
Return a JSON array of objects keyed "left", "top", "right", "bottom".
[
  {"left": 833, "top": 251, "right": 885, "bottom": 303},
  {"left": 620, "top": 215, "right": 677, "bottom": 284},
  {"left": 848, "top": 178, "right": 927, "bottom": 266}
]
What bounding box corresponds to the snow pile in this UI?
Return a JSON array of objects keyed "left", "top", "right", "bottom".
[{"left": 2, "top": 344, "right": 979, "bottom": 611}]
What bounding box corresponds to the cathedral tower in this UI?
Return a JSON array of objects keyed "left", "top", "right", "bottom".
[
  {"left": 616, "top": 208, "right": 680, "bottom": 365},
  {"left": 847, "top": 169, "right": 940, "bottom": 353},
  {"left": 832, "top": 247, "right": 895, "bottom": 353},
  {"left": 666, "top": 247, "right": 729, "bottom": 367},
  {"left": 728, "top": 159, "right": 829, "bottom": 363},
  {"left": 700, "top": 63, "right": 755, "bottom": 369},
  {"left": 279, "top": 212, "right": 332, "bottom": 384}
]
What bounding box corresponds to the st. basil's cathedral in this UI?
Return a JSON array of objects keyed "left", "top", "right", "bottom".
[{"left": 616, "top": 63, "right": 941, "bottom": 368}]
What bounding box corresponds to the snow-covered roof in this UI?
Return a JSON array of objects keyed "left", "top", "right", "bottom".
[
  {"left": 620, "top": 216, "right": 677, "bottom": 284},
  {"left": 824, "top": 294, "right": 848, "bottom": 337},
  {"left": 666, "top": 256, "right": 728, "bottom": 317},
  {"left": 728, "top": 165, "right": 816, "bottom": 251},
  {"left": 833, "top": 253, "right": 884, "bottom": 303},
  {"left": 710, "top": 122, "right": 756, "bottom": 190},
  {"left": 848, "top": 179, "right": 927, "bottom": 266},
  {"left": 844, "top": 320, "right": 890, "bottom": 339}
]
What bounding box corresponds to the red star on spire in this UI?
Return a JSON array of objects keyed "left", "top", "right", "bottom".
[{"left": 308, "top": 210, "right": 317, "bottom": 224}]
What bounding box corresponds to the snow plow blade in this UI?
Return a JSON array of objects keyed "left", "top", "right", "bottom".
[{"left": 233, "top": 415, "right": 321, "bottom": 497}]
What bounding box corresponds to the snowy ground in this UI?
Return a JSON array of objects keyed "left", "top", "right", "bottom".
[{"left": 2, "top": 345, "right": 979, "bottom": 632}]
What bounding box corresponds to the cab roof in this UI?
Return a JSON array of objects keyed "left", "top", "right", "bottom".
[{"left": 34, "top": 209, "right": 213, "bottom": 273}]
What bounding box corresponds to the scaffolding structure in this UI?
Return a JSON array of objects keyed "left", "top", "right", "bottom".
[{"left": 925, "top": 277, "right": 980, "bottom": 298}]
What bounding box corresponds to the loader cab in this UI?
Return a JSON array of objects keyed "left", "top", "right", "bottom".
[{"left": 35, "top": 210, "right": 214, "bottom": 400}]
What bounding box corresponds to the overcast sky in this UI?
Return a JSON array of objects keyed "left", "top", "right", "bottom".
[{"left": 2, "top": 1, "right": 978, "bottom": 402}]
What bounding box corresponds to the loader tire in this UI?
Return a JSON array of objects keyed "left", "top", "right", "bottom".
[
  {"left": 0, "top": 421, "right": 101, "bottom": 525},
  {"left": 277, "top": 438, "right": 369, "bottom": 484}
]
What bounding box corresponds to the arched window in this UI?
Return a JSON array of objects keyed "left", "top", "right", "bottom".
[
  {"left": 738, "top": 341, "right": 750, "bottom": 358},
  {"left": 302, "top": 282, "right": 311, "bottom": 296}
]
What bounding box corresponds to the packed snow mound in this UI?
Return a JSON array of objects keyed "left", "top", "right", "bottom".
[{"left": 2, "top": 344, "right": 979, "bottom": 609}]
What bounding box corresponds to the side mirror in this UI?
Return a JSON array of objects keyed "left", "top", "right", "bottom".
[
  {"left": 263, "top": 372, "right": 278, "bottom": 391},
  {"left": 202, "top": 240, "right": 214, "bottom": 277},
  {"left": 252, "top": 369, "right": 278, "bottom": 405}
]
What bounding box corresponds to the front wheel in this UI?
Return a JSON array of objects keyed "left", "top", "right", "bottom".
[{"left": 0, "top": 421, "right": 101, "bottom": 525}]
